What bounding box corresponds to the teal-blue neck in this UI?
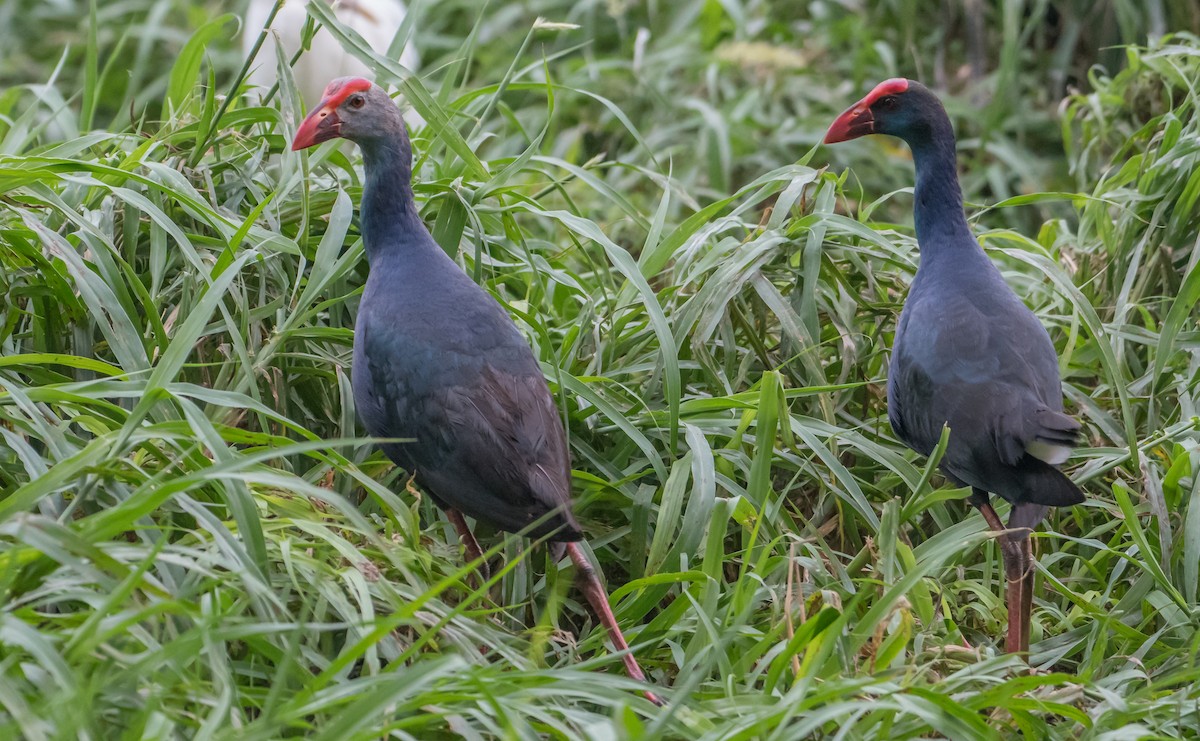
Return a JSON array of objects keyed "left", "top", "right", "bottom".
[
  {"left": 907, "top": 122, "right": 975, "bottom": 259},
  {"left": 359, "top": 136, "right": 430, "bottom": 264}
]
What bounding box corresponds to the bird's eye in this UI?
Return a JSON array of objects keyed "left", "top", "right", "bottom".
[
  {"left": 348, "top": 95, "right": 365, "bottom": 109},
  {"left": 879, "top": 96, "right": 898, "bottom": 109}
]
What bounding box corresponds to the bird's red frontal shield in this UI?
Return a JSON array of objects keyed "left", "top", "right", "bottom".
[
  {"left": 824, "top": 77, "right": 909, "bottom": 143},
  {"left": 291, "top": 77, "right": 374, "bottom": 150}
]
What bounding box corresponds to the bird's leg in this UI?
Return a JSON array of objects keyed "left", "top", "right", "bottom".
[
  {"left": 970, "top": 488, "right": 1006, "bottom": 532},
  {"left": 997, "top": 529, "right": 1035, "bottom": 657},
  {"left": 565, "top": 542, "right": 664, "bottom": 706},
  {"left": 1003, "top": 547, "right": 1027, "bottom": 657},
  {"left": 998, "top": 527, "right": 1028, "bottom": 657},
  {"left": 970, "top": 488, "right": 1025, "bottom": 656},
  {"left": 446, "top": 509, "right": 490, "bottom": 583},
  {"left": 1017, "top": 536, "right": 1034, "bottom": 654},
  {"left": 1006, "top": 503, "right": 1046, "bottom": 657}
]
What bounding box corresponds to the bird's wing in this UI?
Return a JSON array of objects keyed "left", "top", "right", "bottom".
[
  {"left": 356, "top": 312, "right": 577, "bottom": 535},
  {"left": 894, "top": 290, "right": 1076, "bottom": 466},
  {"left": 433, "top": 364, "right": 573, "bottom": 510}
]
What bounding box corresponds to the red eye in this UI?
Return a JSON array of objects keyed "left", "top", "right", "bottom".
[
  {"left": 348, "top": 95, "right": 365, "bottom": 109},
  {"left": 879, "top": 96, "right": 898, "bottom": 109}
]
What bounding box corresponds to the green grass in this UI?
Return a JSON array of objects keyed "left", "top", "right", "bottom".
[{"left": 1, "top": 1, "right": 1199, "bottom": 738}]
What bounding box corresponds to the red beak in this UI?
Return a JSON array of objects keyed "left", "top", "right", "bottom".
[
  {"left": 824, "top": 102, "right": 874, "bottom": 144},
  {"left": 292, "top": 104, "right": 342, "bottom": 151}
]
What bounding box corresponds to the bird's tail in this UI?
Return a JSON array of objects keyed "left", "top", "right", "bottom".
[
  {"left": 1019, "top": 458, "right": 1085, "bottom": 508},
  {"left": 1032, "top": 409, "right": 1081, "bottom": 447}
]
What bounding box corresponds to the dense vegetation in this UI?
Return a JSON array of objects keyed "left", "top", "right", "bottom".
[{"left": 1, "top": 0, "right": 1198, "bottom": 737}]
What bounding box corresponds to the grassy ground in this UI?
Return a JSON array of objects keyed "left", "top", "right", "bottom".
[{"left": 1, "top": 1, "right": 1199, "bottom": 738}]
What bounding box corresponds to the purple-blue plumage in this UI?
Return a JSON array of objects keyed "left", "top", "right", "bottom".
[
  {"left": 829, "top": 79, "right": 1083, "bottom": 521},
  {"left": 295, "top": 79, "right": 580, "bottom": 540},
  {"left": 289, "top": 79, "right": 660, "bottom": 703},
  {"left": 826, "top": 79, "right": 1084, "bottom": 656}
]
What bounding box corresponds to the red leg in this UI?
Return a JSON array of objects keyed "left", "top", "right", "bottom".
[
  {"left": 1006, "top": 503, "right": 1044, "bottom": 658},
  {"left": 1018, "top": 537, "right": 1034, "bottom": 654},
  {"left": 971, "top": 492, "right": 1027, "bottom": 657},
  {"left": 976, "top": 499, "right": 1007, "bottom": 534},
  {"left": 1002, "top": 540, "right": 1027, "bottom": 656},
  {"left": 1007, "top": 522, "right": 1037, "bottom": 656},
  {"left": 566, "top": 542, "right": 663, "bottom": 706},
  {"left": 446, "top": 509, "right": 490, "bottom": 582}
]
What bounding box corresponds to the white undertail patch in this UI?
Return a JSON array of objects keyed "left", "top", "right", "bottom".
[{"left": 1026, "top": 440, "right": 1071, "bottom": 465}]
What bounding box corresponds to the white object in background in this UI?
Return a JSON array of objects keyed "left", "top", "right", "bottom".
[{"left": 242, "top": 0, "right": 420, "bottom": 110}]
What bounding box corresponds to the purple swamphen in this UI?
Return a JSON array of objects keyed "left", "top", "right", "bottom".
[
  {"left": 824, "top": 79, "right": 1085, "bottom": 655},
  {"left": 291, "top": 78, "right": 661, "bottom": 703}
]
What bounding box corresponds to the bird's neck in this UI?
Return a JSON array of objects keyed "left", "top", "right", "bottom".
[
  {"left": 359, "top": 137, "right": 430, "bottom": 264},
  {"left": 909, "top": 123, "right": 976, "bottom": 260}
]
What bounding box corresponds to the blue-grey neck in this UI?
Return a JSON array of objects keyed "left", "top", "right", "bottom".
[
  {"left": 358, "top": 135, "right": 429, "bottom": 264},
  {"left": 907, "top": 118, "right": 976, "bottom": 259}
]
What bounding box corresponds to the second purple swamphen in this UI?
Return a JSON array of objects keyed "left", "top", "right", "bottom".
[
  {"left": 825, "top": 79, "right": 1085, "bottom": 655},
  {"left": 291, "top": 78, "right": 660, "bottom": 703}
]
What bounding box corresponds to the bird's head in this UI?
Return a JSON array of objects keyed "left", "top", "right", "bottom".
[
  {"left": 291, "top": 77, "right": 405, "bottom": 150},
  {"left": 824, "top": 78, "right": 944, "bottom": 146}
]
